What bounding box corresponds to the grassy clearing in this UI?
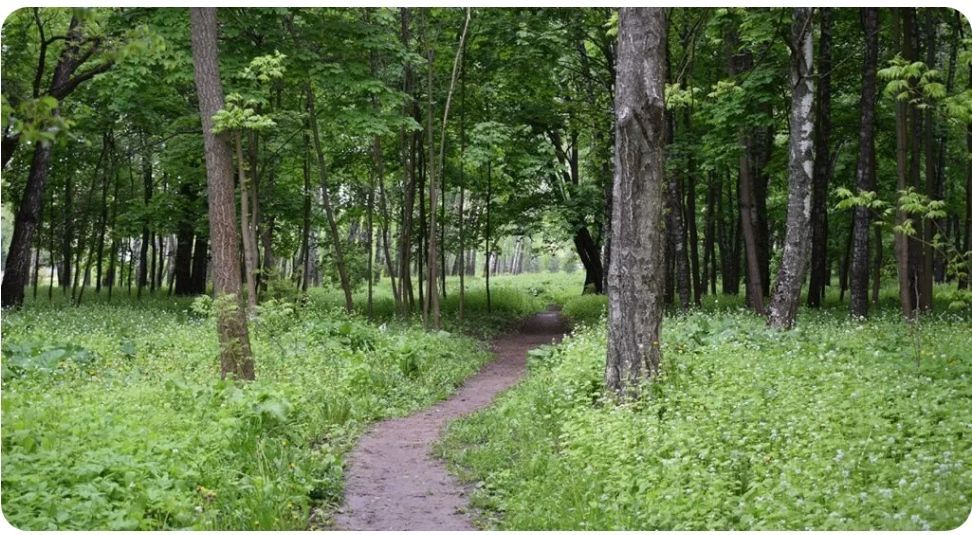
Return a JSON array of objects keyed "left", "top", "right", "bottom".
[
  {"left": 440, "top": 293, "right": 972, "bottom": 530},
  {"left": 0, "top": 293, "right": 499, "bottom": 530},
  {"left": 306, "top": 272, "right": 585, "bottom": 335}
]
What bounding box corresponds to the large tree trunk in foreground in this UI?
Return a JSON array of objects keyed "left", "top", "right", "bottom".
[
  {"left": 808, "top": 7, "right": 832, "bottom": 308},
  {"left": 767, "top": 8, "right": 814, "bottom": 330},
  {"left": 849, "top": 7, "right": 879, "bottom": 318},
  {"left": 190, "top": 6, "right": 254, "bottom": 380},
  {"left": 606, "top": 7, "right": 666, "bottom": 399}
]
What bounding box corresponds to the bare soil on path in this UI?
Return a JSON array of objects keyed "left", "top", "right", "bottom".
[{"left": 331, "top": 306, "right": 567, "bottom": 531}]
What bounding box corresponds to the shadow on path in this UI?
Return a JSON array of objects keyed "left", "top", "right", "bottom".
[{"left": 330, "top": 305, "right": 567, "bottom": 531}]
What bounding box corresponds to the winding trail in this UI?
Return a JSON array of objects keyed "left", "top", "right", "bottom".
[{"left": 332, "top": 306, "right": 567, "bottom": 531}]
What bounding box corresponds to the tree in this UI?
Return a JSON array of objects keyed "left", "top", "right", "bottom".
[
  {"left": 807, "top": 7, "right": 832, "bottom": 308},
  {"left": 849, "top": 8, "right": 879, "bottom": 318},
  {"left": 2, "top": 13, "right": 114, "bottom": 308},
  {"left": 189, "top": 7, "right": 254, "bottom": 380},
  {"left": 605, "top": 7, "right": 666, "bottom": 398},
  {"left": 767, "top": 7, "right": 814, "bottom": 330}
]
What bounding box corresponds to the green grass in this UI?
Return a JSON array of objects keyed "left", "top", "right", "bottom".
[
  {"left": 8, "top": 273, "right": 970, "bottom": 530},
  {"left": 440, "top": 300, "right": 972, "bottom": 530},
  {"left": 306, "top": 272, "right": 585, "bottom": 336},
  {"left": 0, "top": 296, "right": 494, "bottom": 530},
  {"left": 0, "top": 272, "right": 585, "bottom": 530}
]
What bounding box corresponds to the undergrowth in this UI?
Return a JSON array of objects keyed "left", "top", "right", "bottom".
[
  {"left": 440, "top": 305, "right": 972, "bottom": 530},
  {"left": 1, "top": 298, "right": 491, "bottom": 530}
]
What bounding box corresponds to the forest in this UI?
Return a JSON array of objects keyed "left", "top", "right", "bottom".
[{"left": 1, "top": 6, "right": 971, "bottom": 531}]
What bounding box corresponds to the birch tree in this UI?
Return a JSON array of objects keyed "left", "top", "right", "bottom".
[{"left": 767, "top": 7, "right": 814, "bottom": 330}]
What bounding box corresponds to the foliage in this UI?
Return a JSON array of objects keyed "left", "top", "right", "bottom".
[
  {"left": 441, "top": 306, "right": 972, "bottom": 530},
  {"left": 0, "top": 298, "right": 491, "bottom": 530},
  {"left": 559, "top": 294, "right": 607, "bottom": 326}
]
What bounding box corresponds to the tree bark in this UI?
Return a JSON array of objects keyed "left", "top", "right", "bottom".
[
  {"left": 190, "top": 6, "right": 254, "bottom": 380},
  {"left": 190, "top": 234, "right": 208, "bottom": 294},
  {"left": 849, "top": 7, "right": 879, "bottom": 318},
  {"left": 904, "top": 8, "right": 924, "bottom": 313},
  {"left": 808, "top": 7, "right": 832, "bottom": 308},
  {"left": 606, "top": 7, "right": 666, "bottom": 398},
  {"left": 767, "top": 8, "right": 814, "bottom": 330},
  {"left": 893, "top": 9, "right": 915, "bottom": 317},
  {"left": 665, "top": 113, "right": 690, "bottom": 310}
]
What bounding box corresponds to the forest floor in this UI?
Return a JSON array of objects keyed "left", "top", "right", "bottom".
[{"left": 328, "top": 305, "right": 567, "bottom": 530}]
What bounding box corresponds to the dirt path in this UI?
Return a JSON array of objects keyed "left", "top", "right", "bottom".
[{"left": 331, "top": 306, "right": 567, "bottom": 531}]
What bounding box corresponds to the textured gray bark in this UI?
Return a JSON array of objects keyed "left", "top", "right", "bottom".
[
  {"left": 849, "top": 8, "right": 879, "bottom": 318},
  {"left": 605, "top": 7, "right": 666, "bottom": 398},
  {"left": 767, "top": 8, "right": 814, "bottom": 330},
  {"left": 190, "top": 7, "right": 254, "bottom": 380}
]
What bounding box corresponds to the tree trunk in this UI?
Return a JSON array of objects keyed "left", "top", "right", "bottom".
[
  {"left": 305, "top": 84, "right": 353, "bottom": 313},
  {"left": 606, "top": 7, "right": 666, "bottom": 398},
  {"left": 904, "top": 8, "right": 924, "bottom": 313},
  {"left": 190, "top": 234, "right": 208, "bottom": 294},
  {"left": 918, "top": 9, "right": 937, "bottom": 311},
  {"left": 137, "top": 145, "right": 152, "bottom": 297},
  {"left": 190, "top": 6, "right": 254, "bottom": 380},
  {"left": 893, "top": 9, "right": 915, "bottom": 317},
  {"left": 60, "top": 170, "right": 73, "bottom": 291},
  {"left": 234, "top": 132, "right": 258, "bottom": 315},
  {"left": 2, "top": 16, "right": 112, "bottom": 308},
  {"left": 95, "top": 137, "right": 112, "bottom": 294},
  {"left": 2, "top": 139, "right": 55, "bottom": 307},
  {"left": 665, "top": 112, "right": 690, "bottom": 310},
  {"left": 457, "top": 51, "right": 466, "bottom": 322},
  {"left": 808, "top": 7, "right": 832, "bottom": 308},
  {"left": 174, "top": 183, "right": 196, "bottom": 295},
  {"left": 300, "top": 135, "right": 312, "bottom": 292},
  {"left": 687, "top": 167, "right": 701, "bottom": 305},
  {"left": 738, "top": 144, "right": 765, "bottom": 313},
  {"left": 156, "top": 234, "right": 166, "bottom": 290},
  {"left": 849, "top": 7, "right": 879, "bottom": 318},
  {"left": 485, "top": 161, "right": 492, "bottom": 312},
  {"left": 767, "top": 7, "right": 814, "bottom": 330},
  {"left": 396, "top": 8, "right": 417, "bottom": 315},
  {"left": 872, "top": 225, "right": 883, "bottom": 304},
  {"left": 703, "top": 173, "right": 717, "bottom": 295}
]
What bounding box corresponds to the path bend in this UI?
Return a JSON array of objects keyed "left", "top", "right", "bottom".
[{"left": 330, "top": 306, "right": 567, "bottom": 531}]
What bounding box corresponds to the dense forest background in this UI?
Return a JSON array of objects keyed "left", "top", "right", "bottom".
[{"left": 2, "top": 7, "right": 969, "bottom": 321}]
